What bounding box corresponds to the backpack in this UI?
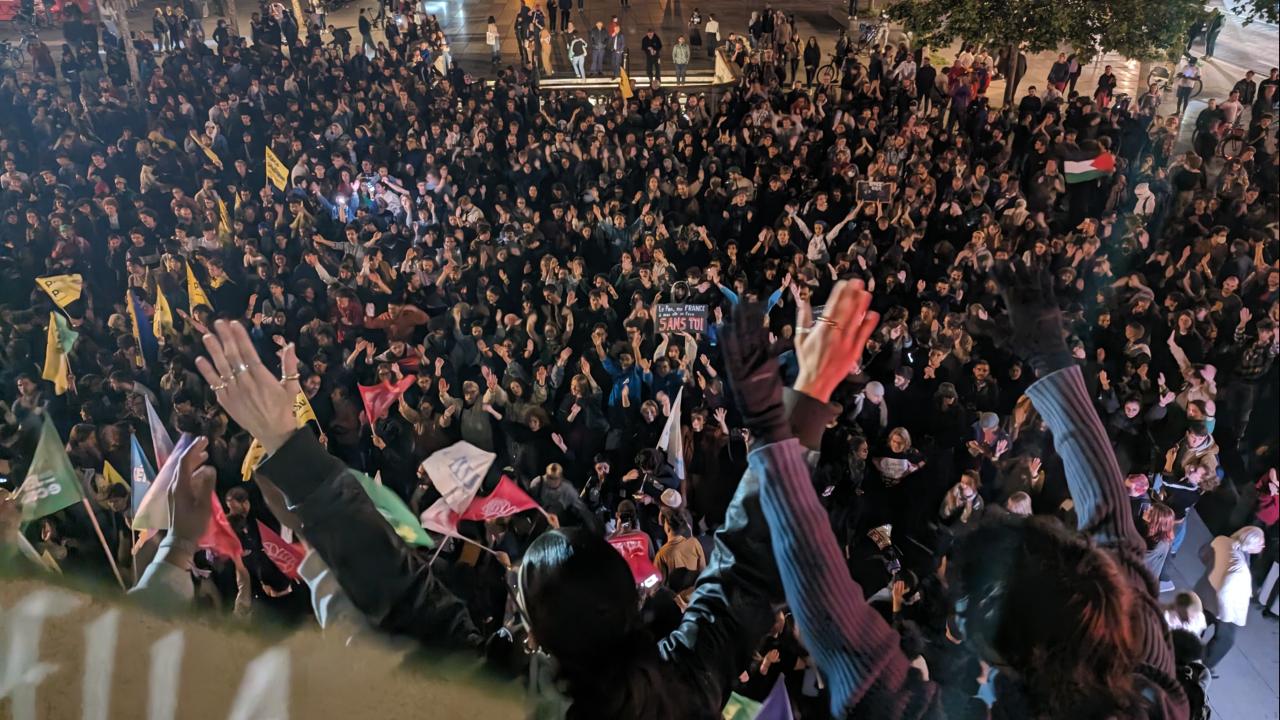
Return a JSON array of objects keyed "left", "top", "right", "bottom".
[{"left": 1176, "top": 661, "right": 1211, "bottom": 720}]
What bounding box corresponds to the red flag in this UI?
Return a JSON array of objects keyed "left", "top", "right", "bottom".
[
  {"left": 460, "top": 476, "right": 541, "bottom": 522},
  {"left": 358, "top": 376, "right": 416, "bottom": 424},
  {"left": 198, "top": 492, "right": 244, "bottom": 560},
  {"left": 256, "top": 520, "right": 305, "bottom": 580},
  {"left": 607, "top": 531, "right": 661, "bottom": 588}
]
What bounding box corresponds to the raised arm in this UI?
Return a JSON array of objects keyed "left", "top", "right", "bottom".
[
  {"left": 658, "top": 303, "right": 839, "bottom": 710},
  {"left": 194, "top": 321, "right": 482, "bottom": 650},
  {"left": 722, "top": 296, "right": 941, "bottom": 719},
  {"left": 996, "top": 262, "right": 1142, "bottom": 553}
]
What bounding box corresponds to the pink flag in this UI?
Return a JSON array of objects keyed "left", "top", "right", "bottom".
[
  {"left": 358, "top": 376, "right": 416, "bottom": 424},
  {"left": 420, "top": 498, "right": 461, "bottom": 537},
  {"left": 460, "top": 476, "right": 541, "bottom": 522},
  {"left": 256, "top": 520, "right": 305, "bottom": 580},
  {"left": 199, "top": 492, "right": 244, "bottom": 561},
  {"left": 607, "top": 531, "right": 661, "bottom": 588}
]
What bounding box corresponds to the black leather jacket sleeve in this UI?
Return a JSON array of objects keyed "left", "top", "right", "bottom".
[
  {"left": 656, "top": 389, "right": 835, "bottom": 711},
  {"left": 257, "top": 430, "right": 483, "bottom": 652}
]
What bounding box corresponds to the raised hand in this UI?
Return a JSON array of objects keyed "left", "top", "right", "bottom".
[
  {"left": 196, "top": 320, "right": 298, "bottom": 455},
  {"left": 993, "top": 260, "right": 1070, "bottom": 376},
  {"left": 793, "top": 280, "right": 880, "bottom": 403},
  {"left": 720, "top": 302, "right": 788, "bottom": 444},
  {"left": 168, "top": 437, "right": 217, "bottom": 548}
]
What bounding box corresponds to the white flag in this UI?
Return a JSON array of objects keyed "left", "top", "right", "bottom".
[
  {"left": 418, "top": 441, "right": 495, "bottom": 513},
  {"left": 132, "top": 433, "right": 198, "bottom": 531},
  {"left": 657, "top": 388, "right": 686, "bottom": 480},
  {"left": 144, "top": 394, "right": 175, "bottom": 469}
]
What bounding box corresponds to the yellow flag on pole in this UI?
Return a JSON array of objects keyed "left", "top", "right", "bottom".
[
  {"left": 216, "top": 195, "right": 233, "bottom": 236},
  {"left": 35, "top": 274, "right": 83, "bottom": 308},
  {"left": 42, "top": 311, "right": 78, "bottom": 395},
  {"left": 241, "top": 438, "right": 266, "bottom": 481},
  {"left": 152, "top": 286, "right": 174, "bottom": 339},
  {"left": 187, "top": 264, "right": 212, "bottom": 313},
  {"left": 294, "top": 392, "right": 318, "bottom": 427},
  {"left": 265, "top": 146, "right": 290, "bottom": 191},
  {"left": 102, "top": 460, "right": 127, "bottom": 488},
  {"left": 619, "top": 67, "right": 634, "bottom": 100}
]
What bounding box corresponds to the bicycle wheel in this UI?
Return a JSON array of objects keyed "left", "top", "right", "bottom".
[
  {"left": 1218, "top": 135, "right": 1244, "bottom": 158},
  {"left": 815, "top": 64, "right": 836, "bottom": 85},
  {"left": 1192, "top": 78, "right": 1203, "bottom": 98}
]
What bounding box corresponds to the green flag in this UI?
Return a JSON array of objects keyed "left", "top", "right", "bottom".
[
  {"left": 722, "top": 692, "right": 762, "bottom": 720},
  {"left": 355, "top": 471, "right": 434, "bottom": 548},
  {"left": 16, "top": 416, "right": 85, "bottom": 522}
]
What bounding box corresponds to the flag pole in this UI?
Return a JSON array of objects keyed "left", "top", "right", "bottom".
[{"left": 82, "top": 497, "right": 127, "bottom": 591}]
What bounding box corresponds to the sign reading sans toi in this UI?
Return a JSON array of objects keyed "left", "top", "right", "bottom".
[{"left": 655, "top": 304, "right": 709, "bottom": 334}]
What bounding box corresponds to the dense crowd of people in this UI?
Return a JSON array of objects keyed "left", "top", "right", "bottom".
[{"left": 0, "top": 2, "right": 1277, "bottom": 719}]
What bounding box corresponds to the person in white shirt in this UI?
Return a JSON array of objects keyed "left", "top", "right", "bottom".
[
  {"left": 1218, "top": 89, "right": 1245, "bottom": 126},
  {"left": 891, "top": 56, "right": 917, "bottom": 84},
  {"left": 1198, "top": 526, "right": 1265, "bottom": 668},
  {"left": 704, "top": 14, "right": 719, "bottom": 59}
]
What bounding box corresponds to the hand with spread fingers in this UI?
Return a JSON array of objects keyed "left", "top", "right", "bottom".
[
  {"left": 195, "top": 319, "right": 299, "bottom": 455},
  {"left": 792, "top": 279, "right": 880, "bottom": 404},
  {"left": 720, "top": 301, "right": 788, "bottom": 445},
  {"left": 993, "top": 260, "right": 1071, "bottom": 376}
]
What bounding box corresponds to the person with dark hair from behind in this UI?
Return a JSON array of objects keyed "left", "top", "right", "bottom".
[
  {"left": 189, "top": 318, "right": 838, "bottom": 719},
  {"left": 1169, "top": 629, "right": 1211, "bottom": 720},
  {"left": 654, "top": 506, "right": 706, "bottom": 602},
  {"left": 751, "top": 270, "right": 1188, "bottom": 718}
]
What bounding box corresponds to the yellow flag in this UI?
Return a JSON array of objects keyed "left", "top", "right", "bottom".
[
  {"left": 265, "top": 146, "right": 290, "bottom": 191},
  {"left": 35, "top": 274, "right": 83, "bottom": 308},
  {"left": 216, "top": 196, "right": 232, "bottom": 237},
  {"left": 153, "top": 286, "right": 174, "bottom": 339},
  {"left": 102, "top": 460, "right": 127, "bottom": 488},
  {"left": 187, "top": 265, "right": 212, "bottom": 313},
  {"left": 294, "top": 392, "right": 318, "bottom": 427},
  {"left": 241, "top": 438, "right": 266, "bottom": 481},
  {"left": 42, "top": 311, "right": 76, "bottom": 395},
  {"left": 619, "top": 67, "right": 634, "bottom": 100}
]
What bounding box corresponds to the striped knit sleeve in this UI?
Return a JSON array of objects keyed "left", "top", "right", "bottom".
[
  {"left": 1024, "top": 366, "right": 1144, "bottom": 554},
  {"left": 755, "top": 439, "right": 942, "bottom": 720}
]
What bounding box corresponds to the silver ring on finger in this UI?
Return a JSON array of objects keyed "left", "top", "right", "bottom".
[{"left": 231, "top": 363, "right": 251, "bottom": 378}]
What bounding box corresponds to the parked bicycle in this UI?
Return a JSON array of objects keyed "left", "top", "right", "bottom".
[{"left": 0, "top": 35, "right": 31, "bottom": 71}]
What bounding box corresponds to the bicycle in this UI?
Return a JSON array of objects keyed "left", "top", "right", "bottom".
[
  {"left": 1146, "top": 65, "right": 1203, "bottom": 98},
  {"left": 814, "top": 52, "right": 848, "bottom": 87},
  {"left": 1216, "top": 124, "right": 1246, "bottom": 158},
  {"left": 0, "top": 35, "right": 30, "bottom": 70},
  {"left": 1192, "top": 120, "right": 1247, "bottom": 159}
]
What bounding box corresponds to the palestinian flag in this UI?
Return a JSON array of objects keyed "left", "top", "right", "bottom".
[{"left": 1064, "top": 151, "right": 1115, "bottom": 184}]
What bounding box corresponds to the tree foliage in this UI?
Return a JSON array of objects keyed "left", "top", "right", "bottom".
[
  {"left": 889, "top": 0, "right": 1204, "bottom": 62},
  {"left": 1230, "top": 0, "right": 1280, "bottom": 25}
]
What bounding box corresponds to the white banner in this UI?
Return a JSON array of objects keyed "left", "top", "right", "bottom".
[{"left": 418, "top": 442, "right": 495, "bottom": 513}]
